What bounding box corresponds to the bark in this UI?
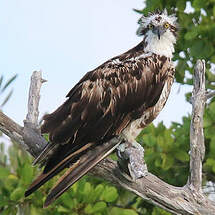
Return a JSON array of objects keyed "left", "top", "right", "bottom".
[{"left": 1, "top": 61, "right": 215, "bottom": 214}]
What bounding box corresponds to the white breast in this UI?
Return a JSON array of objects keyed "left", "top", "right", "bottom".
[
  {"left": 145, "top": 31, "right": 176, "bottom": 58},
  {"left": 122, "top": 77, "right": 173, "bottom": 143}
]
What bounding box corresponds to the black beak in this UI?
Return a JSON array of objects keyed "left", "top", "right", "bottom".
[{"left": 152, "top": 26, "right": 165, "bottom": 40}]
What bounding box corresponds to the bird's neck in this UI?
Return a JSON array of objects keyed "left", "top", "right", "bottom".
[{"left": 143, "top": 31, "right": 176, "bottom": 58}]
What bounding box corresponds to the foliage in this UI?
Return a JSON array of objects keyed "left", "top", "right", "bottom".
[
  {"left": 0, "top": 142, "right": 141, "bottom": 215},
  {"left": 137, "top": 119, "right": 190, "bottom": 187}
]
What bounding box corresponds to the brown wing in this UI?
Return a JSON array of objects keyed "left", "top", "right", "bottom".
[
  {"left": 42, "top": 57, "right": 169, "bottom": 144},
  {"left": 25, "top": 53, "right": 171, "bottom": 204}
]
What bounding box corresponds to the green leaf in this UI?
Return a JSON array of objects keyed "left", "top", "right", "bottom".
[
  {"left": 57, "top": 205, "right": 70, "bottom": 213},
  {"left": 92, "top": 202, "right": 107, "bottom": 213},
  {"left": 110, "top": 207, "right": 125, "bottom": 215},
  {"left": 141, "top": 135, "right": 157, "bottom": 147},
  {"left": 155, "top": 157, "right": 162, "bottom": 167},
  {"left": 60, "top": 192, "right": 73, "bottom": 209},
  {"left": 1, "top": 74, "right": 17, "bottom": 93},
  {"left": 84, "top": 204, "right": 93, "bottom": 214},
  {"left": 122, "top": 209, "right": 138, "bottom": 215},
  {"left": 111, "top": 207, "right": 138, "bottom": 215},
  {"left": 43, "top": 133, "right": 50, "bottom": 141},
  {"left": 174, "top": 150, "right": 189, "bottom": 162},
  {"left": 10, "top": 187, "right": 24, "bottom": 201},
  {"left": 103, "top": 187, "right": 118, "bottom": 202},
  {"left": 84, "top": 182, "right": 92, "bottom": 194},
  {"left": 161, "top": 154, "right": 174, "bottom": 170},
  {"left": 81, "top": 182, "right": 93, "bottom": 203},
  {"left": 1, "top": 89, "right": 13, "bottom": 107},
  {"left": 92, "top": 184, "right": 104, "bottom": 202},
  {"left": 213, "top": 5, "right": 215, "bottom": 17},
  {"left": 184, "top": 30, "right": 198, "bottom": 40},
  {"left": 20, "top": 163, "right": 34, "bottom": 185},
  {"left": 0, "top": 75, "right": 3, "bottom": 88}
]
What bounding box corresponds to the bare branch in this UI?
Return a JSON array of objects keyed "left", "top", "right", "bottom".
[
  {"left": 0, "top": 111, "right": 25, "bottom": 149},
  {"left": 0, "top": 71, "right": 47, "bottom": 158},
  {"left": 91, "top": 158, "right": 215, "bottom": 215},
  {"left": 206, "top": 91, "right": 215, "bottom": 100},
  {"left": 188, "top": 60, "right": 206, "bottom": 193},
  {"left": 23, "top": 71, "right": 48, "bottom": 157},
  {"left": 25, "top": 70, "right": 46, "bottom": 126}
]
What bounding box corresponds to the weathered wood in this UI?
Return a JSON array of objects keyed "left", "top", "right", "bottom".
[
  {"left": 0, "top": 110, "right": 25, "bottom": 147},
  {"left": 23, "top": 71, "right": 48, "bottom": 157},
  {"left": 0, "top": 71, "right": 47, "bottom": 157},
  {"left": 91, "top": 158, "right": 215, "bottom": 215},
  {"left": 25, "top": 71, "right": 46, "bottom": 126},
  {"left": 188, "top": 60, "right": 205, "bottom": 193}
]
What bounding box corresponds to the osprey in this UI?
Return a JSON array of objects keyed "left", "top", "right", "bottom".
[{"left": 25, "top": 10, "right": 178, "bottom": 206}]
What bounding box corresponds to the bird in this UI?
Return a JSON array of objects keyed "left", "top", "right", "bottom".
[{"left": 25, "top": 9, "right": 178, "bottom": 207}]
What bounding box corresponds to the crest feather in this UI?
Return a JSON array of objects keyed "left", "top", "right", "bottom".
[{"left": 137, "top": 9, "right": 178, "bottom": 36}]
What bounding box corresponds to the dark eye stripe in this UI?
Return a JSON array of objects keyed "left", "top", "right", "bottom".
[
  {"left": 170, "top": 26, "right": 177, "bottom": 36},
  {"left": 170, "top": 25, "right": 176, "bottom": 31}
]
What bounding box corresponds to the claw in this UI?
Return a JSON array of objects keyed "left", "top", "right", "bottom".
[{"left": 117, "top": 141, "right": 148, "bottom": 180}]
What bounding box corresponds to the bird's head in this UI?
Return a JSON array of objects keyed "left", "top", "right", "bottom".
[
  {"left": 137, "top": 9, "right": 178, "bottom": 40},
  {"left": 137, "top": 9, "right": 178, "bottom": 58}
]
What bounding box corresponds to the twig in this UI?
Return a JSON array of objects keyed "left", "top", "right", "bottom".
[{"left": 206, "top": 91, "right": 215, "bottom": 100}]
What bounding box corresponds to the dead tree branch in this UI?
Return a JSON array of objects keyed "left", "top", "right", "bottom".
[
  {"left": 23, "top": 71, "right": 47, "bottom": 157},
  {"left": 1, "top": 61, "right": 215, "bottom": 214},
  {"left": 188, "top": 60, "right": 206, "bottom": 193},
  {"left": 0, "top": 111, "right": 24, "bottom": 147}
]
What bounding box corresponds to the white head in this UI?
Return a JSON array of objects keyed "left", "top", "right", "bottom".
[{"left": 137, "top": 9, "right": 178, "bottom": 58}]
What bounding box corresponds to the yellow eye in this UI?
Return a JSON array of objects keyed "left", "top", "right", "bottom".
[
  {"left": 164, "top": 23, "right": 169, "bottom": 29},
  {"left": 148, "top": 24, "right": 153, "bottom": 29}
]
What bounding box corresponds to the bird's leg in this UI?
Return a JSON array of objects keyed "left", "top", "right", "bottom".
[{"left": 117, "top": 141, "right": 148, "bottom": 181}]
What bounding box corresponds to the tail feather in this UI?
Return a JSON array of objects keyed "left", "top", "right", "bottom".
[
  {"left": 44, "top": 140, "right": 121, "bottom": 207},
  {"left": 25, "top": 143, "right": 93, "bottom": 197},
  {"left": 32, "top": 142, "right": 58, "bottom": 166}
]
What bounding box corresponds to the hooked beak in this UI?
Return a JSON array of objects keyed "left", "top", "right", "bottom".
[{"left": 152, "top": 26, "right": 165, "bottom": 40}]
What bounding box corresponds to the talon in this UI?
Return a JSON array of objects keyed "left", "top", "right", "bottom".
[{"left": 117, "top": 141, "right": 148, "bottom": 179}]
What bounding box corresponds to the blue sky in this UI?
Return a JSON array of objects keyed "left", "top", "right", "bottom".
[{"left": 1, "top": 0, "right": 192, "bottom": 128}]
